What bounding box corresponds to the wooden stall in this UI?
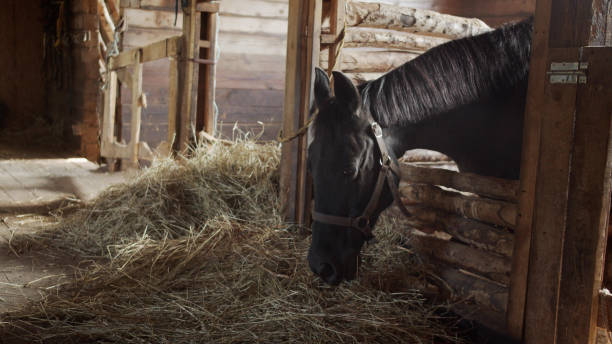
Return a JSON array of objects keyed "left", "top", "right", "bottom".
[
  {"left": 281, "top": 0, "right": 612, "bottom": 342},
  {"left": 99, "top": 0, "right": 219, "bottom": 168}
]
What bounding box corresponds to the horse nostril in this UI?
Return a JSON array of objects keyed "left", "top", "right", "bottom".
[{"left": 318, "top": 263, "right": 334, "bottom": 279}]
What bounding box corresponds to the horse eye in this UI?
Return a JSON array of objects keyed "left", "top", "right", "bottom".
[{"left": 343, "top": 166, "right": 358, "bottom": 177}]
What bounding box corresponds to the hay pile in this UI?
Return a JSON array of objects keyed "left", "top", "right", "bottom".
[{"left": 0, "top": 140, "right": 461, "bottom": 344}]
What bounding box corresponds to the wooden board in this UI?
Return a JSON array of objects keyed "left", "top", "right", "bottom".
[
  {"left": 514, "top": 0, "right": 611, "bottom": 341},
  {"left": 555, "top": 46, "right": 612, "bottom": 344}
]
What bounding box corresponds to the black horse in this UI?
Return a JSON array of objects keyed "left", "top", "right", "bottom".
[{"left": 307, "top": 19, "right": 533, "bottom": 285}]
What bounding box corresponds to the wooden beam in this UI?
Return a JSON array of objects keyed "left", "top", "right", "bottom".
[
  {"left": 400, "top": 163, "right": 519, "bottom": 202},
  {"left": 400, "top": 183, "right": 518, "bottom": 228},
  {"left": 128, "top": 50, "right": 143, "bottom": 168},
  {"left": 280, "top": 0, "right": 320, "bottom": 222},
  {"left": 101, "top": 71, "right": 118, "bottom": 156},
  {"left": 196, "top": 9, "right": 218, "bottom": 135},
  {"left": 512, "top": 0, "right": 612, "bottom": 341},
  {"left": 109, "top": 36, "right": 181, "bottom": 69},
  {"left": 177, "top": 0, "right": 201, "bottom": 151},
  {"left": 168, "top": 56, "right": 179, "bottom": 145},
  {"left": 556, "top": 46, "right": 612, "bottom": 344}
]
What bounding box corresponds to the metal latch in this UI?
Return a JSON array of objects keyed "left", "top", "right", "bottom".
[{"left": 547, "top": 62, "right": 588, "bottom": 84}]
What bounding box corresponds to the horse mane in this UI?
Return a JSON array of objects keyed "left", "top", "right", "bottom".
[{"left": 358, "top": 18, "right": 533, "bottom": 127}]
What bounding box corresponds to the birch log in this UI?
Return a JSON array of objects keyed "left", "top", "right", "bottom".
[
  {"left": 346, "top": 1, "right": 492, "bottom": 39},
  {"left": 322, "top": 27, "right": 450, "bottom": 51},
  {"left": 320, "top": 47, "right": 419, "bottom": 73}
]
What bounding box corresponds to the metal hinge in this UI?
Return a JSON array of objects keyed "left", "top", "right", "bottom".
[{"left": 547, "top": 62, "right": 588, "bottom": 84}]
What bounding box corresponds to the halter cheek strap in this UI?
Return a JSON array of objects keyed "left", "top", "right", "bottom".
[{"left": 311, "top": 122, "right": 412, "bottom": 240}]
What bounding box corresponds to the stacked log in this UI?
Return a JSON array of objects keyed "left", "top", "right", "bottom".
[
  {"left": 320, "top": 1, "right": 492, "bottom": 79},
  {"left": 399, "top": 163, "right": 519, "bottom": 325}
]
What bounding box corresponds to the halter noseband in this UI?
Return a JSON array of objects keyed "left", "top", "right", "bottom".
[{"left": 311, "top": 122, "right": 412, "bottom": 240}]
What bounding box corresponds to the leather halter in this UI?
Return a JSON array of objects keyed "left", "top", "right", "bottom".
[{"left": 311, "top": 122, "right": 412, "bottom": 240}]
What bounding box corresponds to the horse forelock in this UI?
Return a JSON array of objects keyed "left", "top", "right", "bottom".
[{"left": 358, "top": 18, "right": 533, "bottom": 127}]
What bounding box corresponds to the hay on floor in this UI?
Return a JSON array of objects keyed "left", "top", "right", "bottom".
[{"left": 0, "top": 140, "right": 461, "bottom": 344}]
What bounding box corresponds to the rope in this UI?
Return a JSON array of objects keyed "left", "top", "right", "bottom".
[
  {"left": 53, "top": 1, "right": 65, "bottom": 48},
  {"left": 277, "top": 109, "right": 319, "bottom": 143}
]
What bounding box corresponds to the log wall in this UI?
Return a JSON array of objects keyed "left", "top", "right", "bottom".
[{"left": 399, "top": 163, "right": 520, "bottom": 331}]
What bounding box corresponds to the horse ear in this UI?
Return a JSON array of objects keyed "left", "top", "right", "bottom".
[
  {"left": 332, "top": 71, "right": 360, "bottom": 113},
  {"left": 313, "top": 67, "right": 331, "bottom": 108}
]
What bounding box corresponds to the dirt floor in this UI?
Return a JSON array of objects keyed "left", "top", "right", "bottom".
[{"left": 0, "top": 139, "right": 128, "bottom": 313}]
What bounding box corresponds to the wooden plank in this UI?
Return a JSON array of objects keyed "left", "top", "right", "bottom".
[
  {"left": 109, "top": 49, "right": 139, "bottom": 70},
  {"left": 409, "top": 234, "right": 512, "bottom": 284},
  {"left": 197, "top": 11, "right": 218, "bottom": 135},
  {"left": 123, "top": 28, "right": 182, "bottom": 48},
  {"left": 167, "top": 56, "right": 178, "bottom": 144},
  {"left": 556, "top": 47, "right": 612, "bottom": 344},
  {"left": 129, "top": 51, "right": 144, "bottom": 168},
  {"left": 279, "top": 0, "right": 315, "bottom": 221},
  {"left": 177, "top": 0, "right": 200, "bottom": 150},
  {"left": 295, "top": 0, "right": 321, "bottom": 225},
  {"left": 141, "top": 36, "right": 181, "bottom": 62},
  {"left": 219, "top": 16, "right": 287, "bottom": 35},
  {"left": 517, "top": 0, "right": 610, "bottom": 341},
  {"left": 506, "top": 0, "right": 552, "bottom": 338},
  {"left": 400, "top": 163, "right": 519, "bottom": 202},
  {"left": 124, "top": 8, "right": 183, "bottom": 29},
  {"left": 400, "top": 183, "right": 518, "bottom": 228},
  {"left": 101, "top": 71, "right": 118, "bottom": 157},
  {"left": 218, "top": 0, "right": 287, "bottom": 18}
]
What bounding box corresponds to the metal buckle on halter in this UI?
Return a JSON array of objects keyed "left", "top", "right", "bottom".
[
  {"left": 354, "top": 216, "right": 370, "bottom": 230},
  {"left": 371, "top": 122, "right": 383, "bottom": 138}
]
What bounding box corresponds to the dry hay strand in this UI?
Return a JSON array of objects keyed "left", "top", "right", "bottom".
[{"left": 1, "top": 139, "right": 462, "bottom": 344}]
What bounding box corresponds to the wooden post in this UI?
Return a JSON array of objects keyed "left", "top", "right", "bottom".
[
  {"left": 195, "top": 3, "right": 219, "bottom": 135},
  {"left": 177, "top": 0, "right": 201, "bottom": 151},
  {"left": 129, "top": 50, "right": 143, "bottom": 168},
  {"left": 508, "top": 0, "right": 612, "bottom": 341},
  {"left": 280, "top": 0, "right": 321, "bottom": 222},
  {"left": 167, "top": 56, "right": 179, "bottom": 146},
  {"left": 101, "top": 71, "right": 118, "bottom": 153}
]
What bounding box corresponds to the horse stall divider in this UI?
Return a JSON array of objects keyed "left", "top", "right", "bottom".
[
  {"left": 100, "top": 0, "right": 219, "bottom": 167},
  {"left": 399, "top": 163, "right": 519, "bottom": 330}
]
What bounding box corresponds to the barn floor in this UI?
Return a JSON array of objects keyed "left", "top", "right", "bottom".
[{"left": 0, "top": 146, "right": 127, "bottom": 312}]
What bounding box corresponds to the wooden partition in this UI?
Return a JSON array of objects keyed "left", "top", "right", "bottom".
[{"left": 100, "top": 0, "right": 219, "bottom": 169}]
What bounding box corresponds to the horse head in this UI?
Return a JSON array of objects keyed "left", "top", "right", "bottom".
[{"left": 307, "top": 68, "right": 400, "bottom": 285}]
